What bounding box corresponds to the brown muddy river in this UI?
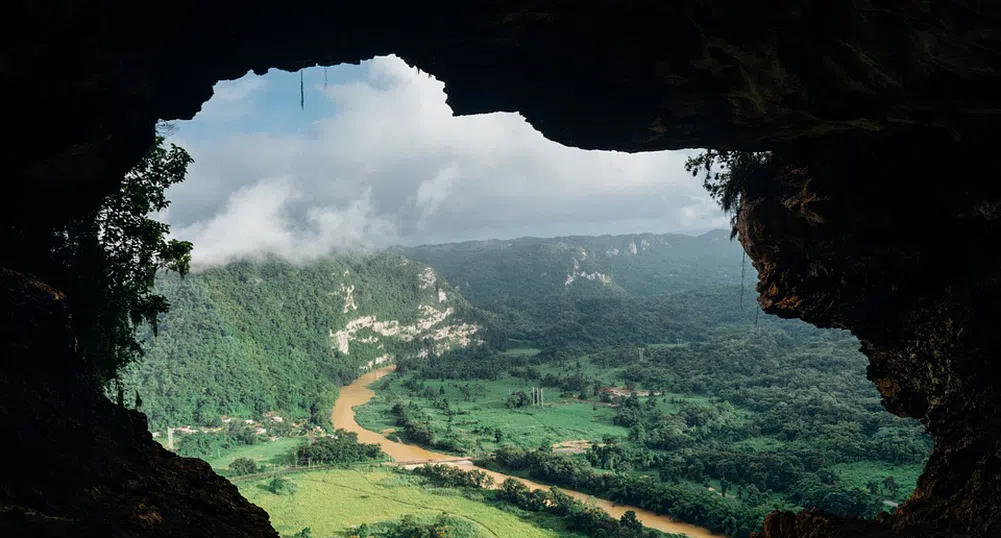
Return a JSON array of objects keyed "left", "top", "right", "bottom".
[{"left": 332, "top": 365, "right": 723, "bottom": 538}]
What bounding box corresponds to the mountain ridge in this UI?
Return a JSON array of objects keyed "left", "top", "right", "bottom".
[{"left": 126, "top": 252, "right": 486, "bottom": 429}]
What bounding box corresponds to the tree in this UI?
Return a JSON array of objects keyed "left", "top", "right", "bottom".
[
  {"left": 883, "top": 476, "right": 900, "bottom": 499},
  {"left": 722, "top": 516, "right": 739, "bottom": 537},
  {"left": 265, "top": 477, "right": 297, "bottom": 495},
  {"left": 506, "top": 391, "right": 532, "bottom": 408},
  {"left": 547, "top": 487, "right": 577, "bottom": 517},
  {"left": 866, "top": 479, "right": 880, "bottom": 495},
  {"left": 291, "top": 528, "right": 312, "bottom": 538},
  {"left": 684, "top": 149, "right": 773, "bottom": 237},
  {"left": 388, "top": 514, "right": 455, "bottom": 538},
  {"left": 47, "top": 131, "right": 193, "bottom": 381},
  {"left": 293, "top": 430, "right": 383, "bottom": 465},
  {"left": 229, "top": 457, "right": 258, "bottom": 476},
  {"left": 743, "top": 484, "right": 767, "bottom": 506},
  {"left": 620, "top": 511, "right": 642, "bottom": 531}
]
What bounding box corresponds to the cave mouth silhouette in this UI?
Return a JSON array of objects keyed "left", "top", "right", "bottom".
[
  {"left": 4, "top": 3, "right": 1001, "bottom": 537},
  {"left": 147, "top": 59, "right": 931, "bottom": 535}
]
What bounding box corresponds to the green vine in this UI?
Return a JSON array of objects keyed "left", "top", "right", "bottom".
[{"left": 684, "top": 150, "right": 773, "bottom": 238}]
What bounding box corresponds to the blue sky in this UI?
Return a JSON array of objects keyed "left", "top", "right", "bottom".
[
  {"left": 162, "top": 55, "right": 727, "bottom": 268},
  {"left": 177, "top": 65, "right": 363, "bottom": 140}
]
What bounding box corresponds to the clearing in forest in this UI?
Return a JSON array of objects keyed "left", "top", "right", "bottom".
[{"left": 237, "top": 467, "right": 581, "bottom": 538}]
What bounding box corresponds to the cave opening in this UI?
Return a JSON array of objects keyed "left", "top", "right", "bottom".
[
  {"left": 3, "top": 3, "right": 1001, "bottom": 538},
  {"left": 103, "top": 57, "right": 931, "bottom": 538}
]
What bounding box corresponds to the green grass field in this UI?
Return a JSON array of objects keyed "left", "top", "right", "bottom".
[
  {"left": 356, "top": 354, "right": 730, "bottom": 455},
  {"left": 355, "top": 372, "right": 631, "bottom": 453},
  {"left": 203, "top": 437, "right": 303, "bottom": 473},
  {"left": 238, "top": 467, "right": 583, "bottom": 538}
]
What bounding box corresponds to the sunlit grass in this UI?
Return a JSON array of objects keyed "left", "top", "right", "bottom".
[
  {"left": 203, "top": 437, "right": 302, "bottom": 472},
  {"left": 355, "top": 372, "right": 630, "bottom": 452},
  {"left": 238, "top": 467, "right": 578, "bottom": 538}
]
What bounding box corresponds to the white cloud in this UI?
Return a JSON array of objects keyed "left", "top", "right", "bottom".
[
  {"left": 415, "top": 163, "right": 460, "bottom": 226},
  {"left": 171, "top": 178, "right": 395, "bottom": 270},
  {"left": 679, "top": 197, "right": 732, "bottom": 230},
  {"left": 165, "top": 55, "right": 725, "bottom": 268}
]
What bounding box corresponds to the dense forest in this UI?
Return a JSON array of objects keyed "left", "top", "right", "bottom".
[
  {"left": 395, "top": 230, "right": 744, "bottom": 336},
  {"left": 369, "top": 288, "right": 931, "bottom": 536},
  {"left": 125, "top": 253, "right": 487, "bottom": 429}
]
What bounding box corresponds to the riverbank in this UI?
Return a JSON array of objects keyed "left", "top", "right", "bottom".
[{"left": 332, "top": 365, "right": 724, "bottom": 538}]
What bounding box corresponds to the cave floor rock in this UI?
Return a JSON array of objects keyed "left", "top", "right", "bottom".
[{"left": 0, "top": 270, "right": 278, "bottom": 538}]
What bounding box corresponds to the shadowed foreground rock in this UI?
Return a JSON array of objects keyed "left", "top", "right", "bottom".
[
  {"left": 4, "top": 1, "right": 1001, "bottom": 537},
  {"left": 740, "top": 135, "right": 1001, "bottom": 538},
  {"left": 0, "top": 270, "right": 277, "bottom": 538}
]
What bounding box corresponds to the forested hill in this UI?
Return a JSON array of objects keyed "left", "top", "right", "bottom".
[
  {"left": 396, "top": 230, "right": 747, "bottom": 301},
  {"left": 395, "top": 230, "right": 752, "bottom": 335},
  {"left": 124, "top": 254, "right": 487, "bottom": 430}
]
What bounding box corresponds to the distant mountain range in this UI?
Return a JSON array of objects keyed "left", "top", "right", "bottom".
[
  {"left": 394, "top": 230, "right": 752, "bottom": 333},
  {"left": 396, "top": 230, "right": 747, "bottom": 302}
]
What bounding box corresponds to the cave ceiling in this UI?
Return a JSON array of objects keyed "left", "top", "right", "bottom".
[{"left": 4, "top": 1, "right": 1000, "bottom": 227}]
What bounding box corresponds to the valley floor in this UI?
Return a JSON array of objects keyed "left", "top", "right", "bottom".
[
  {"left": 196, "top": 367, "right": 716, "bottom": 538},
  {"left": 355, "top": 352, "right": 921, "bottom": 501},
  {"left": 353, "top": 349, "right": 710, "bottom": 455},
  {"left": 349, "top": 345, "right": 927, "bottom": 537},
  {"left": 237, "top": 467, "right": 580, "bottom": 538}
]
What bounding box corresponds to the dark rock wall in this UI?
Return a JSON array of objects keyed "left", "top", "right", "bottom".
[
  {"left": 740, "top": 135, "right": 1001, "bottom": 537},
  {"left": 5, "top": 1, "right": 1001, "bottom": 226},
  {"left": 4, "top": 1, "right": 1001, "bottom": 537},
  {"left": 0, "top": 270, "right": 278, "bottom": 538}
]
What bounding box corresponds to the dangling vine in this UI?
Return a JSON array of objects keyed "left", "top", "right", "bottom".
[{"left": 684, "top": 149, "right": 773, "bottom": 239}]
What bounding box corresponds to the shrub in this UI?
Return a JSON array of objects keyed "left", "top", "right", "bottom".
[
  {"left": 229, "top": 457, "right": 258, "bottom": 476},
  {"left": 413, "top": 464, "right": 494, "bottom": 489},
  {"left": 265, "top": 477, "right": 297, "bottom": 496},
  {"left": 292, "top": 429, "right": 384, "bottom": 466}
]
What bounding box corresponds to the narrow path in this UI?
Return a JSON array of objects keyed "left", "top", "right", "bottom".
[{"left": 333, "top": 366, "right": 725, "bottom": 538}]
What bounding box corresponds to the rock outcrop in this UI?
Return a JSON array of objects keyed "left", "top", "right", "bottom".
[
  {"left": 0, "top": 270, "right": 277, "bottom": 538},
  {"left": 739, "top": 135, "right": 1001, "bottom": 538},
  {"left": 3, "top": 2, "right": 1001, "bottom": 537}
]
